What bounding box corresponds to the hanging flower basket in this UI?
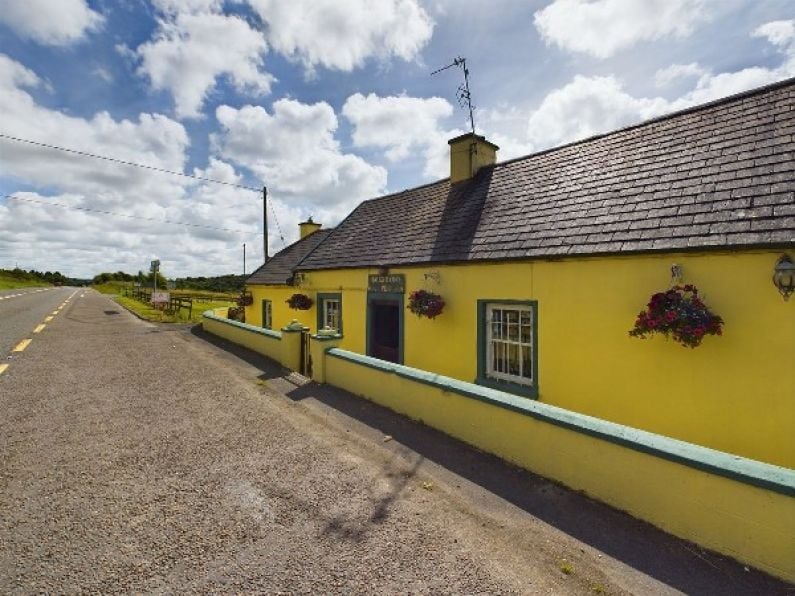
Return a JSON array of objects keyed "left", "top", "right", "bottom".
[
  {"left": 629, "top": 284, "right": 723, "bottom": 348},
  {"left": 407, "top": 289, "right": 445, "bottom": 319},
  {"left": 237, "top": 291, "right": 253, "bottom": 306},
  {"left": 286, "top": 293, "right": 313, "bottom": 310}
]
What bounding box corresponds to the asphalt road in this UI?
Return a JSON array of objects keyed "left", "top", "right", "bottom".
[
  {"left": 0, "top": 287, "right": 73, "bottom": 361},
  {"left": 0, "top": 289, "right": 790, "bottom": 594}
]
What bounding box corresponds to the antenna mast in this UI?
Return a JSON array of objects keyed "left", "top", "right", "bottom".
[{"left": 431, "top": 56, "right": 476, "bottom": 135}]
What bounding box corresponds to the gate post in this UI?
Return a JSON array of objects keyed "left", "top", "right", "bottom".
[
  {"left": 280, "top": 320, "right": 308, "bottom": 372},
  {"left": 308, "top": 332, "right": 342, "bottom": 383}
]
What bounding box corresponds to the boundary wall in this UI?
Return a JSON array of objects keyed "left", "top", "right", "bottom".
[
  {"left": 318, "top": 345, "right": 795, "bottom": 583},
  {"left": 201, "top": 310, "right": 303, "bottom": 371},
  {"left": 200, "top": 315, "right": 795, "bottom": 582}
]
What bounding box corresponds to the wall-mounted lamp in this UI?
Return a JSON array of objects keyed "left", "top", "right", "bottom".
[
  {"left": 671, "top": 264, "right": 683, "bottom": 283},
  {"left": 424, "top": 271, "right": 441, "bottom": 284},
  {"left": 293, "top": 272, "right": 307, "bottom": 287},
  {"left": 773, "top": 254, "right": 795, "bottom": 300}
]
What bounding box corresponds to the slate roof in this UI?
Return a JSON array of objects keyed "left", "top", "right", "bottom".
[
  {"left": 298, "top": 78, "right": 795, "bottom": 271},
  {"left": 247, "top": 229, "right": 332, "bottom": 285}
]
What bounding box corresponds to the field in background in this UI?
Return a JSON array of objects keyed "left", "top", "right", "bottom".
[
  {"left": 94, "top": 281, "right": 237, "bottom": 302},
  {"left": 113, "top": 295, "right": 234, "bottom": 324},
  {"left": 93, "top": 281, "right": 132, "bottom": 295},
  {"left": 0, "top": 270, "right": 50, "bottom": 290}
]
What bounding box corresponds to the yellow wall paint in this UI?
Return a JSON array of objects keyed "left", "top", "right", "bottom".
[
  {"left": 246, "top": 250, "right": 795, "bottom": 467},
  {"left": 203, "top": 316, "right": 283, "bottom": 364},
  {"left": 323, "top": 354, "right": 795, "bottom": 583},
  {"left": 245, "top": 285, "right": 316, "bottom": 331}
]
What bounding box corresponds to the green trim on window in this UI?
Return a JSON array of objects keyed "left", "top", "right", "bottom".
[
  {"left": 476, "top": 299, "right": 539, "bottom": 399},
  {"left": 366, "top": 291, "right": 404, "bottom": 364},
  {"left": 316, "top": 292, "right": 343, "bottom": 334},
  {"left": 261, "top": 299, "right": 272, "bottom": 329}
]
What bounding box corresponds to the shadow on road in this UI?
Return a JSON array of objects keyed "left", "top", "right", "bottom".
[{"left": 191, "top": 325, "right": 792, "bottom": 595}]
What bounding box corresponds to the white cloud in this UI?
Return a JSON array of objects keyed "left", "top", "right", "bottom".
[
  {"left": 213, "top": 99, "right": 387, "bottom": 212},
  {"left": 247, "top": 0, "right": 434, "bottom": 73},
  {"left": 667, "top": 19, "right": 795, "bottom": 107},
  {"left": 152, "top": 0, "right": 225, "bottom": 15},
  {"left": 342, "top": 93, "right": 460, "bottom": 178},
  {"left": 484, "top": 20, "right": 795, "bottom": 155},
  {"left": 534, "top": 0, "right": 710, "bottom": 59},
  {"left": 0, "top": 53, "right": 262, "bottom": 277},
  {"left": 134, "top": 8, "right": 272, "bottom": 119},
  {"left": 654, "top": 62, "right": 707, "bottom": 88},
  {"left": 0, "top": 0, "right": 103, "bottom": 46},
  {"left": 526, "top": 75, "right": 668, "bottom": 149},
  {"left": 753, "top": 19, "right": 795, "bottom": 48}
]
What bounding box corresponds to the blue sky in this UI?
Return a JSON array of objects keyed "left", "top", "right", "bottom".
[{"left": 0, "top": 0, "right": 793, "bottom": 278}]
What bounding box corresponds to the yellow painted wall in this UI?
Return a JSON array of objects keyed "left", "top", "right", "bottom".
[
  {"left": 248, "top": 250, "right": 794, "bottom": 467},
  {"left": 202, "top": 314, "right": 283, "bottom": 364},
  {"left": 324, "top": 354, "right": 795, "bottom": 583},
  {"left": 245, "top": 285, "right": 316, "bottom": 331}
]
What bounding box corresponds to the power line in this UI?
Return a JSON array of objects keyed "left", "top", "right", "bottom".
[
  {"left": 3, "top": 194, "right": 259, "bottom": 235},
  {"left": 0, "top": 131, "right": 288, "bottom": 249},
  {"left": 0, "top": 132, "right": 261, "bottom": 192}
]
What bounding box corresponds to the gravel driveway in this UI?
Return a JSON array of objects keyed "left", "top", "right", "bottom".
[{"left": 0, "top": 290, "right": 789, "bottom": 594}]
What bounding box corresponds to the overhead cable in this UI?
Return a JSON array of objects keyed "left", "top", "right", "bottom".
[
  {"left": 3, "top": 194, "right": 258, "bottom": 235},
  {"left": 0, "top": 132, "right": 261, "bottom": 192}
]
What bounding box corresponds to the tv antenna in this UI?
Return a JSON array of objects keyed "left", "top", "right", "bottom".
[{"left": 431, "top": 56, "right": 476, "bottom": 135}]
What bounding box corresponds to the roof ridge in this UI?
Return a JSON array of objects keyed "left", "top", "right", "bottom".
[
  {"left": 490, "top": 75, "right": 795, "bottom": 171},
  {"left": 292, "top": 227, "right": 335, "bottom": 270}
]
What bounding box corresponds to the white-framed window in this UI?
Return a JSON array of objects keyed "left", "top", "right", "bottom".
[
  {"left": 323, "top": 298, "right": 340, "bottom": 330},
  {"left": 262, "top": 299, "right": 272, "bottom": 329},
  {"left": 317, "top": 293, "right": 342, "bottom": 333},
  {"left": 477, "top": 300, "right": 537, "bottom": 396}
]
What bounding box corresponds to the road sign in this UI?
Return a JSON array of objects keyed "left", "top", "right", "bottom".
[
  {"left": 150, "top": 260, "right": 160, "bottom": 273},
  {"left": 151, "top": 291, "right": 169, "bottom": 305}
]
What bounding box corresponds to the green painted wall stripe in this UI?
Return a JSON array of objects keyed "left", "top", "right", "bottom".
[
  {"left": 203, "top": 311, "right": 282, "bottom": 340},
  {"left": 327, "top": 347, "right": 795, "bottom": 497}
]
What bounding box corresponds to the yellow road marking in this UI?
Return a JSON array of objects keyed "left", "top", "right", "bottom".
[
  {"left": 52, "top": 310, "right": 59, "bottom": 315},
  {"left": 44, "top": 316, "right": 54, "bottom": 322},
  {"left": 33, "top": 324, "right": 46, "bottom": 333},
  {"left": 0, "top": 364, "right": 7, "bottom": 376},
  {"left": 12, "top": 339, "right": 31, "bottom": 352}
]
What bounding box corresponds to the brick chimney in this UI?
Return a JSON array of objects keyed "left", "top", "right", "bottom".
[
  {"left": 299, "top": 217, "right": 321, "bottom": 239},
  {"left": 448, "top": 132, "right": 499, "bottom": 183}
]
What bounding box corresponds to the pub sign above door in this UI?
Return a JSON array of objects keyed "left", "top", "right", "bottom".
[{"left": 368, "top": 274, "right": 405, "bottom": 293}]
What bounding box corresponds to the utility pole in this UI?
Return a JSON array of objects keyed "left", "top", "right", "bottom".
[
  {"left": 243, "top": 243, "right": 246, "bottom": 276},
  {"left": 263, "top": 186, "right": 269, "bottom": 263}
]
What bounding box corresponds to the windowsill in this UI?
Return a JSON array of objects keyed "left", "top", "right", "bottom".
[{"left": 475, "top": 376, "right": 538, "bottom": 399}]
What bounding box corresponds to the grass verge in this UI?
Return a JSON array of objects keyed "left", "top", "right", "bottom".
[
  {"left": 0, "top": 273, "right": 50, "bottom": 290},
  {"left": 113, "top": 295, "right": 234, "bottom": 324}
]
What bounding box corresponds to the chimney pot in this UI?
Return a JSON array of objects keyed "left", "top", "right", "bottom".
[
  {"left": 299, "top": 218, "right": 322, "bottom": 239},
  {"left": 448, "top": 133, "right": 499, "bottom": 183}
]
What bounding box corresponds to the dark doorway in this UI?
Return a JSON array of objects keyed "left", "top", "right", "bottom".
[{"left": 368, "top": 295, "right": 402, "bottom": 364}]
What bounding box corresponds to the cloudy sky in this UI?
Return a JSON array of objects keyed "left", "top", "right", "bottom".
[{"left": 0, "top": 0, "right": 793, "bottom": 278}]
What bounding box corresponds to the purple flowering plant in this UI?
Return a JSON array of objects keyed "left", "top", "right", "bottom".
[
  {"left": 407, "top": 290, "right": 445, "bottom": 319},
  {"left": 629, "top": 284, "right": 723, "bottom": 348},
  {"left": 286, "top": 293, "right": 313, "bottom": 310}
]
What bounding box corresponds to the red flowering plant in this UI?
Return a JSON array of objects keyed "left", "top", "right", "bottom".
[
  {"left": 629, "top": 284, "right": 723, "bottom": 348},
  {"left": 407, "top": 290, "right": 445, "bottom": 319},
  {"left": 286, "top": 293, "right": 313, "bottom": 310}
]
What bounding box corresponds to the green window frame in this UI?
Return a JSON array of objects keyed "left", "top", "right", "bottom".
[
  {"left": 316, "top": 292, "right": 343, "bottom": 333},
  {"left": 261, "top": 299, "right": 272, "bottom": 329},
  {"left": 476, "top": 299, "right": 538, "bottom": 399}
]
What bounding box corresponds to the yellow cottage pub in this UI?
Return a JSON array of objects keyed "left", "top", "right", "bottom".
[{"left": 225, "top": 78, "right": 795, "bottom": 580}]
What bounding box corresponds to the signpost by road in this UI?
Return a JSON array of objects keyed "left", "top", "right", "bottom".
[
  {"left": 151, "top": 291, "right": 170, "bottom": 306},
  {"left": 150, "top": 259, "right": 164, "bottom": 308}
]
